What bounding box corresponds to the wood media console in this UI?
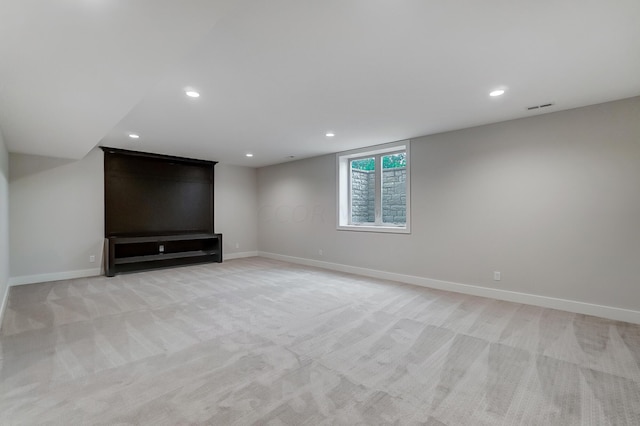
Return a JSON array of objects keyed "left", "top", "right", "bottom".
[{"left": 105, "top": 233, "right": 222, "bottom": 277}]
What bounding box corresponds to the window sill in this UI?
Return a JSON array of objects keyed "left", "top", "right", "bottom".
[{"left": 337, "top": 224, "right": 410, "bottom": 234}]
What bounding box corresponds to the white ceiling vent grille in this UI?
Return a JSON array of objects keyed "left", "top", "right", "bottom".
[{"left": 527, "top": 103, "right": 555, "bottom": 111}]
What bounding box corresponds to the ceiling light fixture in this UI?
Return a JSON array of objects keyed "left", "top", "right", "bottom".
[
  {"left": 325, "top": 132, "right": 335, "bottom": 137},
  {"left": 246, "top": 153, "right": 253, "bottom": 157},
  {"left": 128, "top": 133, "right": 140, "bottom": 139},
  {"left": 490, "top": 89, "right": 505, "bottom": 97},
  {"left": 185, "top": 90, "right": 200, "bottom": 98}
]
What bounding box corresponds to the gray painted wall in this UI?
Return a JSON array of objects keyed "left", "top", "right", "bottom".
[
  {"left": 9, "top": 150, "right": 258, "bottom": 281},
  {"left": 10, "top": 149, "right": 105, "bottom": 278},
  {"left": 257, "top": 97, "right": 640, "bottom": 311},
  {"left": 214, "top": 163, "right": 259, "bottom": 255},
  {"left": 0, "top": 129, "right": 10, "bottom": 313}
]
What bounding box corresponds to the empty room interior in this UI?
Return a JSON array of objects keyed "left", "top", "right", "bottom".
[{"left": 1, "top": 1, "right": 640, "bottom": 425}]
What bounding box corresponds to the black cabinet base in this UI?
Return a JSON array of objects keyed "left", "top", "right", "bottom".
[{"left": 105, "top": 233, "right": 222, "bottom": 277}]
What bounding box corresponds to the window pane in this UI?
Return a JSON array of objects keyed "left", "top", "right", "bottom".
[
  {"left": 351, "top": 157, "right": 374, "bottom": 171},
  {"left": 382, "top": 152, "right": 406, "bottom": 169},
  {"left": 351, "top": 157, "right": 375, "bottom": 223},
  {"left": 382, "top": 152, "right": 406, "bottom": 224}
]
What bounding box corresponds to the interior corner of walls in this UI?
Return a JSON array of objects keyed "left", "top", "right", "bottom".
[
  {"left": 0, "top": 129, "right": 9, "bottom": 329},
  {"left": 224, "top": 251, "right": 259, "bottom": 260}
]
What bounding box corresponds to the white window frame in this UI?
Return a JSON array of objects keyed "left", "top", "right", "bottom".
[{"left": 337, "top": 140, "right": 411, "bottom": 234}]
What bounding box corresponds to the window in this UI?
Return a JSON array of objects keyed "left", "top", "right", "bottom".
[{"left": 337, "top": 140, "right": 410, "bottom": 233}]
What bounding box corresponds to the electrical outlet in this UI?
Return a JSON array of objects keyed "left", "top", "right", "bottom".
[
  {"left": 235, "top": 242, "right": 240, "bottom": 249},
  {"left": 159, "top": 244, "right": 165, "bottom": 253},
  {"left": 319, "top": 249, "right": 323, "bottom": 256},
  {"left": 89, "top": 255, "right": 96, "bottom": 263},
  {"left": 493, "top": 271, "right": 501, "bottom": 281}
]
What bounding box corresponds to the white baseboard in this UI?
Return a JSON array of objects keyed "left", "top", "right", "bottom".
[
  {"left": 258, "top": 251, "right": 640, "bottom": 325},
  {"left": 6, "top": 254, "right": 258, "bottom": 287},
  {"left": 6, "top": 254, "right": 638, "bottom": 325},
  {"left": 9, "top": 268, "right": 102, "bottom": 287},
  {"left": 224, "top": 251, "right": 259, "bottom": 260},
  {"left": 0, "top": 282, "right": 9, "bottom": 329}
]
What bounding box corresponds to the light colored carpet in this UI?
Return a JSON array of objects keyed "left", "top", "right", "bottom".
[{"left": 1, "top": 257, "right": 639, "bottom": 425}]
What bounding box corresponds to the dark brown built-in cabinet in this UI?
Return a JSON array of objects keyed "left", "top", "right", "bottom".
[{"left": 102, "top": 147, "right": 222, "bottom": 276}]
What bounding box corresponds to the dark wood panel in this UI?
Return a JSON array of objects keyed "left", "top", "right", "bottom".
[
  {"left": 106, "top": 175, "right": 212, "bottom": 236},
  {"left": 105, "top": 153, "right": 213, "bottom": 183},
  {"left": 102, "top": 147, "right": 216, "bottom": 238}
]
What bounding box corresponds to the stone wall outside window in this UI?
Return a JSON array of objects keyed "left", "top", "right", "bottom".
[{"left": 351, "top": 167, "right": 406, "bottom": 224}]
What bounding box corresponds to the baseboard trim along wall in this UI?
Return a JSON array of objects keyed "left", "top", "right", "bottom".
[
  {"left": 0, "top": 285, "right": 10, "bottom": 331},
  {"left": 224, "top": 251, "right": 259, "bottom": 260},
  {"left": 6, "top": 254, "right": 258, "bottom": 287},
  {"left": 9, "top": 268, "right": 102, "bottom": 287},
  {"left": 258, "top": 251, "right": 640, "bottom": 325},
  {"left": 6, "top": 253, "right": 638, "bottom": 324}
]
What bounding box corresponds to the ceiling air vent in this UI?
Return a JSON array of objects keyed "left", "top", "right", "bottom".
[{"left": 527, "top": 102, "right": 555, "bottom": 111}]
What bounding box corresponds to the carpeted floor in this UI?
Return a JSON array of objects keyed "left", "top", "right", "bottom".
[{"left": 1, "top": 257, "right": 639, "bottom": 425}]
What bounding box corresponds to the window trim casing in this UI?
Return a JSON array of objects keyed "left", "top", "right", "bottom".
[{"left": 337, "top": 140, "right": 411, "bottom": 234}]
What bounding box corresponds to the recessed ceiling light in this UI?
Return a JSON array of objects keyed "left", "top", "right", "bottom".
[
  {"left": 490, "top": 89, "right": 505, "bottom": 97},
  {"left": 246, "top": 153, "right": 253, "bottom": 157},
  {"left": 325, "top": 132, "right": 335, "bottom": 137},
  {"left": 185, "top": 90, "right": 200, "bottom": 98},
  {"left": 128, "top": 133, "right": 140, "bottom": 139}
]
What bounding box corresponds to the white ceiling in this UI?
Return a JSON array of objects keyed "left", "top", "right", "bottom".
[{"left": 2, "top": 0, "right": 639, "bottom": 167}]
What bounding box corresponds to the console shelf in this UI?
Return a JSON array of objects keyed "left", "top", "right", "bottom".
[{"left": 105, "top": 233, "right": 222, "bottom": 276}]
